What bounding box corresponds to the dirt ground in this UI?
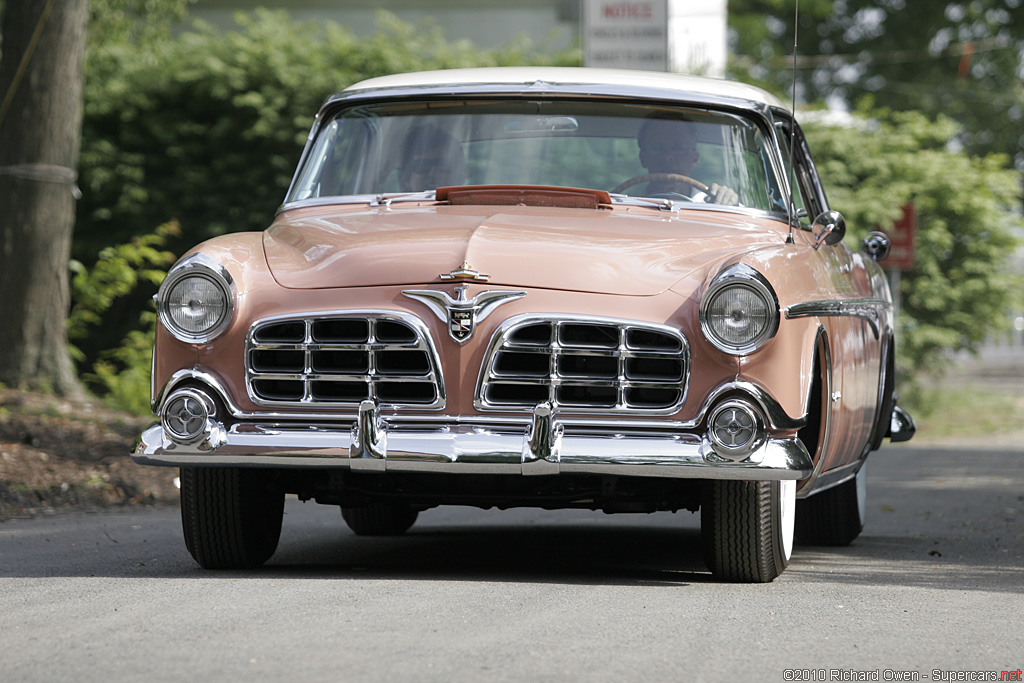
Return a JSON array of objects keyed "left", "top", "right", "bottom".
[{"left": 0, "top": 389, "right": 179, "bottom": 521}]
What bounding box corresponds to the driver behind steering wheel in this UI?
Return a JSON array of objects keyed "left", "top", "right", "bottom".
[{"left": 636, "top": 119, "right": 739, "bottom": 206}]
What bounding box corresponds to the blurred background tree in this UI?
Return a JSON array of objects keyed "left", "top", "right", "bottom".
[
  {"left": 0, "top": 0, "right": 90, "bottom": 397},
  {"left": 72, "top": 8, "right": 578, "bottom": 407},
  {"left": 2, "top": 1, "right": 1020, "bottom": 410},
  {"left": 729, "top": 0, "right": 1024, "bottom": 171},
  {"left": 802, "top": 109, "right": 1022, "bottom": 376},
  {"left": 730, "top": 0, "right": 1023, "bottom": 381}
]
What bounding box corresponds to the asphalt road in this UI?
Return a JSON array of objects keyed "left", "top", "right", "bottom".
[{"left": 2, "top": 443, "right": 1022, "bottom": 683}]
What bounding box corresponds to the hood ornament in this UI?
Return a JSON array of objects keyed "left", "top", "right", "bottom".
[
  {"left": 403, "top": 285, "right": 525, "bottom": 343},
  {"left": 440, "top": 261, "right": 490, "bottom": 282}
]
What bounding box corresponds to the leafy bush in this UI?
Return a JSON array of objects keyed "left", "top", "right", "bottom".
[
  {"left": 804, "top": 109, "right": 1023, "bottom": 376},
  {"left": 68, "top": 222, "right": 178, "bottom": 413},
  {"left": 74, "top": 9, "right": 579, "bottom": 369},
  {"left": 78, "top": 10, "right": 580, "bottom": 260}
]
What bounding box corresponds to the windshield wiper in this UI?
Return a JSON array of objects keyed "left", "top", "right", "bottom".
[
  {"left": 609, "top": 194, "right": 682, "bottom": 213},
  {"left": 370, "top": 190, "right": 437, "bottom": 207}
]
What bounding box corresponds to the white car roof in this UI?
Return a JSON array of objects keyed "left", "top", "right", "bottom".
[{"left": 343, "top": 67, "right": 787, "bottom": 110}]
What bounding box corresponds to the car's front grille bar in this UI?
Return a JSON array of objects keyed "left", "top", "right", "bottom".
[
  {"left": 246, "top": 313, "right": 445, "bottom": 409},
  {"left": 476, "top": 316, "right": 689, "bottom": 414}
]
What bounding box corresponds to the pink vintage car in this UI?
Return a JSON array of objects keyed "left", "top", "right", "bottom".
[{"left": 134, "top": 67, "right": 915, "bottom": 581}]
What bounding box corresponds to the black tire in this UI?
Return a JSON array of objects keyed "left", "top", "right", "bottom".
[
  {"left": 180, "top": 467, "right": 285, "bottom": 569},
  {"left": 341, "top": 502, "right": 418, "bottom": 536},
  {"left": 795, "top": 463, "right": 867, "bottom": 546},
  {"left": 701, "top": 479, "right": 795, "bottom": 583}
]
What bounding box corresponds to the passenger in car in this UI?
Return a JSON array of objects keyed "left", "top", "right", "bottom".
[
  {"left": 398, "top": 124, "right": 467, "bottom": 191},
  {"left": 637, "top": 118, "right": 739, "bottom": 205}
]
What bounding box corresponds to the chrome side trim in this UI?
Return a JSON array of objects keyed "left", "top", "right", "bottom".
[
  {"left": 785, "top": 298, "right": 890, "bottom": 339},
  {"left": 868, "top": 331, "right": 894, "bottom": 451},
  {"left": 797, "top": 459, "right": 861, "bottom": 499}
]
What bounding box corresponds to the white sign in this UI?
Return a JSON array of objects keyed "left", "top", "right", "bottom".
[
  {"left": 667, "top": 0, "right": 727, "bottom": 76},
  {"left": 582, "top": 0, "right": 727, "bottom": 77},
  {"left": 583, "top": 1, "right": 669, "bottom": 71}
]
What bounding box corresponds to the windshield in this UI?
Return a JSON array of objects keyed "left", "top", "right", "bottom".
[{"left": 287, "top": 98, "right": 787, "bottom": 212}]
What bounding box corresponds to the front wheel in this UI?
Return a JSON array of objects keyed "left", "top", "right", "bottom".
[
  {"left": 701, "top": 479, "right": 795, "bottom": 583},
  {"left": 795, "top": 463, "right": 867, "bottom": 546},
  {"left": 180, "top": 467, "right": 285, "bottom": 570}
]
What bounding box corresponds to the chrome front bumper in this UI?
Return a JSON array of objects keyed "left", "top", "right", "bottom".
[{"left": 133, "top": 400, "right": 813, "bottom": 481}]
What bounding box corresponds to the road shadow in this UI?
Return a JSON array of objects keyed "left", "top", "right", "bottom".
[
  {"left": 2, "top": 444, "right": 1020, "bottom": 592},
  {"left": 264, "top": 519, "right": 710, "bottom": 586}
]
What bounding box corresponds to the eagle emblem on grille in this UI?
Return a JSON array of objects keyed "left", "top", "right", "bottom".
[{"left": 402, "top": 285, "right": 526, "bottom": 343}]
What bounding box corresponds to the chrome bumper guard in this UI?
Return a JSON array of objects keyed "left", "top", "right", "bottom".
[{"left": 134, "top": 399, "right": 812, "bottom": 481}]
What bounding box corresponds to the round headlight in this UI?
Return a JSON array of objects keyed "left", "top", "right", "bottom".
[
  {"left": 700, "top": 266, "right": 779, "bottom": 354},
  {"left": 166, "top": 275, "right": 227, "bottom": 333},
  {"left": 158, "top": 255, "right": 234, "bottom": 343}
]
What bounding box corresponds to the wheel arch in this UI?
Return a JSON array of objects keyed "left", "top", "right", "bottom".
[{"left": 796, "top": 325, "right": 834, "bottom": 498}]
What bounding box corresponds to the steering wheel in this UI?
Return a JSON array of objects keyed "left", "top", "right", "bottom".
[{"left": 611, "top": 173, "right": 709, "bottom": 196}]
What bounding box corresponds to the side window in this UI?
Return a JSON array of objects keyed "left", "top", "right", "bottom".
[{"left": 775, "top": 117, "right": 826, "bottom": 226}]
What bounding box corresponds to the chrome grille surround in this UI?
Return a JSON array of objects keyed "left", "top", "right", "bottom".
[
  {"left": 475, "top": 315, "right": 689, "bottom": 414},
  {"left": 246, "top": 311, "right": 445, "bottom": 410}
]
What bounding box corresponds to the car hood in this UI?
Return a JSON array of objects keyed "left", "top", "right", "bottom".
[{"left": 263, "top": 205, "right": 781, "bottom": 296}]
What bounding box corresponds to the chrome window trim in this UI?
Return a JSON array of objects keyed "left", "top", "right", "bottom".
[
  {"left": 473, "top": 313, "right": 690, "bottom": 415},
  {"left": 156, "top": 253, "right": 236, "bottom": 344},
  {"left": 244, "top": 310, "right": 447, "bottom": 411},
  {"left": 282, "top": 85, "right": 787, "bottom": 213},
  {"left": 699, "top": 263, "right": 780, "bottom": 355},
  {"left": 784, "top": 298, "right": 890, "bottom": 339}
]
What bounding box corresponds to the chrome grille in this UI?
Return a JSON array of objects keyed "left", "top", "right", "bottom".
[
  {"left": 477, "top": 317, "right": 688, "bottom": 413},
  {"left": 246, "top": 314, "right": 444, "bottom": 409}
]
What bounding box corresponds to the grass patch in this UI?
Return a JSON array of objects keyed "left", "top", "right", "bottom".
[{"left": 903, "top": 382, "right": 1024, "bottom": 440}]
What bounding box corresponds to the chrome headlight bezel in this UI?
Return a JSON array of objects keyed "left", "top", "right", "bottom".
[
  {"left": 705, "top": 399, "right": 768, "bottom": 460},
  {"left": 699, "top": 264, "right": 780, "bottom": 355},
  {"left": 156, "top": 253, "right": 235, "bottom": 344}
]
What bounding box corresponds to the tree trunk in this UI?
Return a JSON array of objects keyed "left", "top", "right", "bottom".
[{"left": 0, "top": 0, "right": 89, "bottom": 397}]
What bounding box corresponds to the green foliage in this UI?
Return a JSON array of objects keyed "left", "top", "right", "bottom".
[
  {"left": 900, "top": 380, "right": 1024, "bottom": 440},
  {"left": 728, "top": 0, "right": 1024, "bottom": 170},
  {"left": 89, "top": 0, "right": 195, "bottom": 45},
  {"left": 68, "top": 222, "right": 178, "bottom": 413},
  {"left": 803, "top": 109, "right": 1024, "bottom": 375},
  {"left": 87, "top": 322, "right": 158, "bottom": 415},
  {"left": 74, "top": 8, "right": 578, "bottom": 375},
  {"left": 77, "top": 9, "right": 580, "bottom": 261}
]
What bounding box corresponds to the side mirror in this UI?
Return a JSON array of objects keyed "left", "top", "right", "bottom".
[
  {"left": 812, "top": 210, "right": 846, "bottom": 249},
  {"left": 861, "top": 231, "right": 891, "bottom": 262}
]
